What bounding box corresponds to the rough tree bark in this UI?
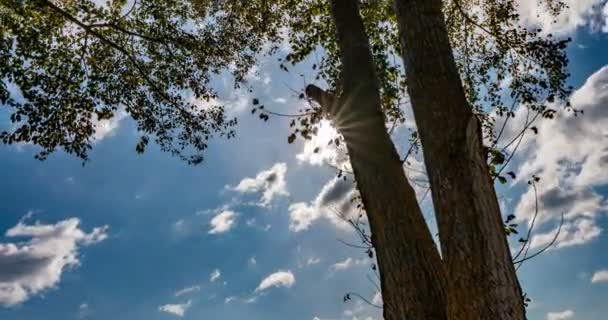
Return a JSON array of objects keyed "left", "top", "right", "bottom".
[
  {"left": 393, "top": 0, "right": 525, "bottom": 319},
  {"left": 307, "top": 1, "right": 447, "bottom": 319}
]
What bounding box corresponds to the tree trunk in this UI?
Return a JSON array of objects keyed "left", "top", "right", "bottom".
[
  {"left": 314, "top": 1, "right": 448, "bottom": 319},
  {"left": 393, "top": 1, "right": 525, "bottom": 319}
]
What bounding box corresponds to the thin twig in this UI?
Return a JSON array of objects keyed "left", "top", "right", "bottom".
[
  {"left": 514, "top": 212, "right": 565, "bottom": 267},
  {"left": 512, "top": 181, "right": 539, "bottom": 261},
  {"left": 344, "top": 292, "right": 382, "bottom": 309}
]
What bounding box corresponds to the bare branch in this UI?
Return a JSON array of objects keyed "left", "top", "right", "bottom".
[
  {"left": 514, "top": 212, "right": 565, "bottom": 268},
  {"left": 344, "top": 292, "right": 382, "bottom": 309},
  {"left": 306, "top": 84, "right": 337, "bottom": 116},
  {"left": 512, "top": 181, "right": 539, "bottom": 261}
]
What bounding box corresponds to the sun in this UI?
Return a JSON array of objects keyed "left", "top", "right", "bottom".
[{"left": 315, "top": 119, "right": 338, "bottom": 144}]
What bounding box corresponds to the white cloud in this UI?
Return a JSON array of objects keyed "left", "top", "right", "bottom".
[
  {"left": 529, "top": 218, "right": 601, "bottom": 250},
  {"left": 223, "top": 89, "right": 252, "bottom": 115},
  {"left": 187, "top": 88, "right": 250, "bottom": 116},
  {"left": 93, "top": 110, "right": 127, "bottom": 141},
  {"left": 342, "top": 299, "right": 381, "bottom": 320},
  {"left": 289, "top": 202, "right": 322, "bottom": 232},
  {"left": 372, "top": 291, "right": 382, "bottom": 306},
  {"left": 229, "top": 163, "right": 289, "bottom": 207},
  {"left": 208, "top": 210, "right": 237, "bottom": 234},
  {"left": 243, "top": 296, "right": 258, "bottom": 304},
  {"left": 517, "top": 0, "right": 606, "bottom": 35},
  {"left": 330, "top": 258, "right": 366, "bottom": 271},
  {"left": 77, "top": 302, "right": 91, "bottom": 319},
  {"left": 174, "top": 285, "right": 200, "bottom": 297},
  {"left": 603, "top": 2, "right": 608, "bottom": 32},
  {"left": 0, "top": 217, "right": 108, "bottom": 307},
  {"left": 249, "top": 256, "right": 257, "bottom": 266},
  {"left": 255, "top": 270, "right": 295, "bottom": 292},
  {"left": 289, "top": 177, "right": 359, "bottom": 232},
  {"left": 509, "top": 66, "right": 608, "bottom": 250},
  {"left": 546, "top": 309, "right": 574, "bottom": 320},
  {"left": 210, "top": 269, "right": 221, "bottom": 282},
  {"left": 158, "top": 300, "right": 192, "bottom": 317},
  {"left": 306, "top": 257, "right": 321, "bottom": 266},
  {"left": 591, "top": 269, "right": 608, "bottom": 283}
]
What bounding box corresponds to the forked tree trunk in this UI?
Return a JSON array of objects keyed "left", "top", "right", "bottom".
[
  {"left": 393, "top": 0, "right": 525, "bottom": 319},
  {"left": 309, "top": 1, "right": 448, "bottom": 319}
]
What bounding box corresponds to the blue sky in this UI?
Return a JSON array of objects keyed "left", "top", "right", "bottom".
[{"left": 2, "top": 2, "right": 608, "bottom": 320}]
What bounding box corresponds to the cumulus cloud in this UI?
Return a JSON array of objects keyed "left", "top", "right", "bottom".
[
  {"left": 228, "top": 163, "right": 289, "bottom": 207},
  {"left": 289, "top": 203, "right": 322, "bottom": 232},
  {"left": 289, "top": 177, "right": 359, "bottom": 232},
  {"left": 529, "top": 218, "right": 601, "bottom": 250},
  {"left": 208, "top": 210, "right": 237, "bottom": 234},
  {"left": 591, "top": 269, "right": 608, "bottom": 283},
  {"left": 546, "top": 309, "right": 574, "bottom": 320},
  {"left": 0, "top": 217, "right": 108, "bottom": 307},
  {"left": 255, "top": 270, "right": 295, "bottom": 292},
  {"left": 209, "top": 269, "right": 221, "bottom": 282},
  {"left": 517, "top": 0, "right": 606, "bottom": 35},
  {"left": 174, "top": 285, "right": 200, "bottom": 297},
  {"left": 158, "top": 300, "right": 192, "bottom": 317},
  {"left": 508, "top": 66, "right": 608, "bottom": 250}
]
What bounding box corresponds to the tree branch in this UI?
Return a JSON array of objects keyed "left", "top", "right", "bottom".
[
  {"left": 305, "top": 84, "right": 337, "bottom": 116},
  {"left": 514, "top": 212, "right": 565, "bottom": 268}
]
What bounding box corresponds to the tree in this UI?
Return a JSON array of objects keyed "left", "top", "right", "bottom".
[
  {"left": 1, "top": 1, "right": 572, "bottom": 319},
  {"left": 309, "top": 1, "right": 448, "bottom": 318},
  {"left": 394, "top": 1, "right": 524, "bottom": 318},
  {"left": 392, "top": 1, "right": 570, "bottom": 318},
  {"left": 276, "top": 1, "right": 569, "bottom": 319}
]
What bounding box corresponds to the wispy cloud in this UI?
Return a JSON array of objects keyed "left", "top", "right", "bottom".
[
  {"left": 255, "top": 270, "right": 295, "bottom": 292},
  {"left": 158, "top": 300, "right": 192, "bottom": 317},
  {"left": 329, "top": 257, "right": 367, "bottom": 272},
  {"left": 591, "top": 269, "right": 608, "bottom": 283},
  {"left": 306, "top": 257, "right": 321, "bottom": 266},
  {"left": 209, "top": 269, "right": 221, "bottom": 282},
  {"left": 174, "top": 285, "right": 201, "bottom": 297},
  {"left": 546, "top": 309, "right": 574, "bottom": 320}
]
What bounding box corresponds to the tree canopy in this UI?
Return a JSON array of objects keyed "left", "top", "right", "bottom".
[
  {"left": 2, "top": 0, "right": 572, "bottom": 178},
  {"left": 1, "top": 0, "right": 283, "bottom": 163}
]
